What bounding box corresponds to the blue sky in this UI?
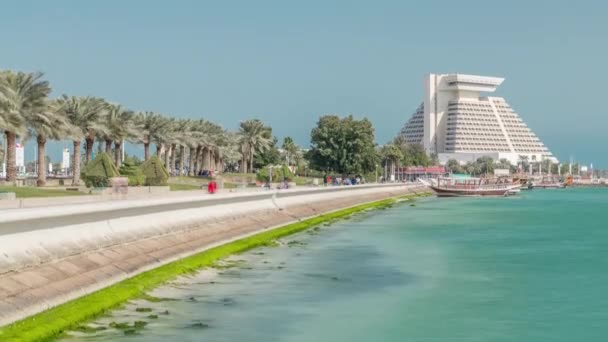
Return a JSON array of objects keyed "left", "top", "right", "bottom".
[{"left": 1, "top": 0, "right": 607, "bottom": 167}]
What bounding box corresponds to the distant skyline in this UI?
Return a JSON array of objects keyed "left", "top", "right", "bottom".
[{"left": 1, "top": 0, "right": 607, "bottom": 167}]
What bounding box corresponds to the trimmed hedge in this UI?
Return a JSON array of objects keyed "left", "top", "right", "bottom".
[
  {"left": 257, "top": 164, "right": 294, "bottom": 183},
  {"left": 82, "top": 152, "right": 120, "bottom": 188},
  {"left": 119, "top": 158, "right": 145, "bottom": 186},
  {"left": 140, "top": 156, "right": 169, "bottom": 186}
]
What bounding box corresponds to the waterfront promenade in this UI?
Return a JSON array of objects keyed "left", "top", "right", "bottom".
[{"left": 0, "top": 183, "right": 427, "bottom": 327}]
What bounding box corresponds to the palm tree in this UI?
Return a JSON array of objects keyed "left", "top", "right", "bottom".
[
  {"left": 135, "top": 112, "right": 168, "bottom": 161},
  {"left": 238, "top": 119, "right": 272, "bottom": 174},
  {"left": 219, "top": 131, "right": 242, "bottom": 172},
  {"left": 26, "top": 99, "right": 77, "bottom": 186},
  {"left": 102, "top": 104, "right": 136, "bottom": 167},
  {"left": 0, "top": 71, "right": 49, "bottom": 184},
  {"left": 170, "top": 119, "right": 192, "bottom": 175},
  {"left": 201, "top": 122, "right": 223, "bottom": 172},
  {"left": 188, "top": 119, "right": 218, "bottom": 176},
  {"left": 281, "top": 136, "right": 298, "bottom": 166},
  {"left": 0, "top": 75, "right": 26, "bottom": 182},
  {"left": 55, "top": 96, "right": 107, "bottom": 185},
  {"left": 153, "top": 116, "right": 174, "bottom": 164},
  {"left": 155, "top": 118, "right": 178, "bottom": 173},
  {"left": 380, "top": 144, "right": 403, "bottom": 181}
]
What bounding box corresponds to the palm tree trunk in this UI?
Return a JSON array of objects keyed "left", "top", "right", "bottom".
[
  {"left": 37, "top": 134, "right": 46, "bottom": 187},
  {"left": 114, "top": 141, "right": 122, "bottom": 167},
  {"left": 249, "top": 145, "right": 254, "bottom": 174},
  {"left": 240, "top": 144, "right": 247, "bottom": 174},
  {"left": 170, "top": 143, "right": 177, "bottom": 175},
  {"left": 105, "top": 139, "right": 112, "bottom": 154},
  {"left": 156, "top": 143, "right": 164, "bottom": 159},
  {"left": 85, "top": 136, "right": 95, "bottom": 162},
  {"left": 179, "top": 145, "right": 186, "bottom": 176},
  {"left": 194, "top": 146, "right": 202, "bottom": 175},
  {"left": 72, "top": 140, "right": 81, "bottom": 186},
  {"left": 209, "top": 150, "right": 214, "bottom": 171},
  {"left": 5, "top": 131, "right": 17, "bottom": 184},
  {"left": 164, "top": 144, "right": 172, "bottom": 168},
  {"left": 144, "top": 142, "right": 150, "bottom": 161},
  {"left": 202, "top": 147, "right": 209, "bottom": 170},
  {"left": 188, "top": 147, "right": 195, "bottom": 176}
]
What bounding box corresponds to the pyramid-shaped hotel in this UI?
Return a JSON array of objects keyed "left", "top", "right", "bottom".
[{"left": 399, "top": 73, "right": 557, "bottom": 165}]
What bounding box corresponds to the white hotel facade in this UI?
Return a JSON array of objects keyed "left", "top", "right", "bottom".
[{"left": 399, "top": 73, "right": 557, "bottom": 165}]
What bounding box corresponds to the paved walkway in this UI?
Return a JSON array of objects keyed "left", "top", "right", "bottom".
[{"left": 0, "top": 184, "right": 409, "bottom": 235}]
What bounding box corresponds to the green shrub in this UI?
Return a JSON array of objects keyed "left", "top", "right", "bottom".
[
  {"left": 256, "top": 165, "right": 294, "bottom": 183},
  {"left": 83, "top": 152, "right": 120, "bottom": 188},
  {"left": 119, "top": 158, "right": 145, "bottom": 186},
  {"left": 140, "top": 156, "right": 169, "bottom": 186}
]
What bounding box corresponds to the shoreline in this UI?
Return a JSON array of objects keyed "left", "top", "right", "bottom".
[{"left": 0, "top": 192, "right": 430, "bottom": 342}]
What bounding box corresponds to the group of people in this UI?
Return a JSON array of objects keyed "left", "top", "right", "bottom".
[{"left": 323, "top": 175, "right": 363, "bottom": 186}]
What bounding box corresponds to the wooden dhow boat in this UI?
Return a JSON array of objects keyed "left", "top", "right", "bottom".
[
  {"left": 420, "top": 177, "right": 520, "bottom": 197},
  {"left": 533, "top": 176, "right": 565, "bottom": 189}
]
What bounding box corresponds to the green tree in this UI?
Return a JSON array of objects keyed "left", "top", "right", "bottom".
[
  {"left": 27, "top": 99, "right": 78, "bottom": 186},
  {"left": 254, "top": 136, "right": 281, "bottom": 170},
  {"left": 0, "top": 71, "right": 46, "bottom": 184},
  {"left": 476, "top": 156, "right": 495, "bottom": 175},
  {"left": 173, "top": 119, "right": 194, "bottom": 176},
  {"left": 281, "top": 136, "right": 299, "bottom": 166},
  {"left": 134, "top": 112, "right": 169, "bottom": 161},
  {"left": 55, "top": 96, "right": 107, "bottom": 185},
  {"left": 309, "top": 115, "right": 377, "bottom": 175},
  {"left": 101, "top": 104, "right": 136, "bottom": 167},
  {"left": 238, "top": 119, "right": 273, "bottom": 173},
  {"left": 380, "top": 144, "right": 403, "bottom": 180},
  {"left": 446, "top": 159, "right": 464, "bottom": 174},
  {"left": 399, "top": 143, "right": 430, "bottom": 167}
]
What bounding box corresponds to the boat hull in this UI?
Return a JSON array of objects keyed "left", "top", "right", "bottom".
[
  {"left": 534, "top": 184, "right": 564, "bottom": 189},
  {"left": 431, "top": 186, "right": 510, "bottom": 197}
]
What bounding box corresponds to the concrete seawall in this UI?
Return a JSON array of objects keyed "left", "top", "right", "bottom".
[{"left": 0, "top": 184, "right": 427, "bottom": 326}]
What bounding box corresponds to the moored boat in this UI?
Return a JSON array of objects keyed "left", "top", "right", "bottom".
[
  {"left": 421, "top": 177, "right": 520, "bottom": 197},
  {"left": 534, "top": 176, "right": 565, "bottom": 189},
  {"left": 534, "top": 182, "right": 565, "bottom": 189}
]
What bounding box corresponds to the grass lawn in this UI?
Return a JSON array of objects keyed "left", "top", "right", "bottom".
[
  {"left": 169, "top": 175, "right": 210, "bottom": 184},
  {"left": 293, "top": 176, "right": 318, "bottom": 186},
  {"left": 169, "top": 175, "right": 257, "bottom": 190},
  {"left": 0, "top": 186, "right": 87, "bottom": 198},
  {"left": 168, "top": 183, "right": 202, "bottom": 191}
]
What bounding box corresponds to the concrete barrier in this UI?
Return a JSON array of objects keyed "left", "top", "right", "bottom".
[
  {"left": 0, "top": 183, "right": 428, "bottom": 326},
  {"left": 0, "top": 192, "right": 16, "bottom": 201},
  {"left": 0, "top": 185, "right": 421, "bottom": 273}
]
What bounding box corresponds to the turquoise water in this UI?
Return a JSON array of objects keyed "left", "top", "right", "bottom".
[{"left": 63, "top": 189, "right": 608, "bottom": 341}]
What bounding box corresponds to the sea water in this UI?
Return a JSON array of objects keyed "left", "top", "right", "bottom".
[{"left": 61, "top": 188, "right": 608, "bottom": 341}]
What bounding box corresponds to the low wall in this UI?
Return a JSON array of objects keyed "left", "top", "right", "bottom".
[
  {"left": 0, "top": 184, "right": 428, "bottom": 326},
  {"left": 0, "top": 178, "right": 70, "bottom": 187},
  {"left": 91, "top": 186, "right": 170, "bottom": 196},
  {"left": 0, "top": 186, "right": 171, "bottom": 209},
  {"left": 0, "top": 192, "right": 16, "bottom": 201}
]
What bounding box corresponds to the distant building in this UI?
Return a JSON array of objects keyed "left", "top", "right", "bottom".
[
  {"left": 399, "top": 73, "right": 558, "bottom": 165},
  {"left": 397, "top": 166, "right": 446, "bottom": 181},
  {"left": 61, "top": 148, "right": 70, "bottom": 170}
]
